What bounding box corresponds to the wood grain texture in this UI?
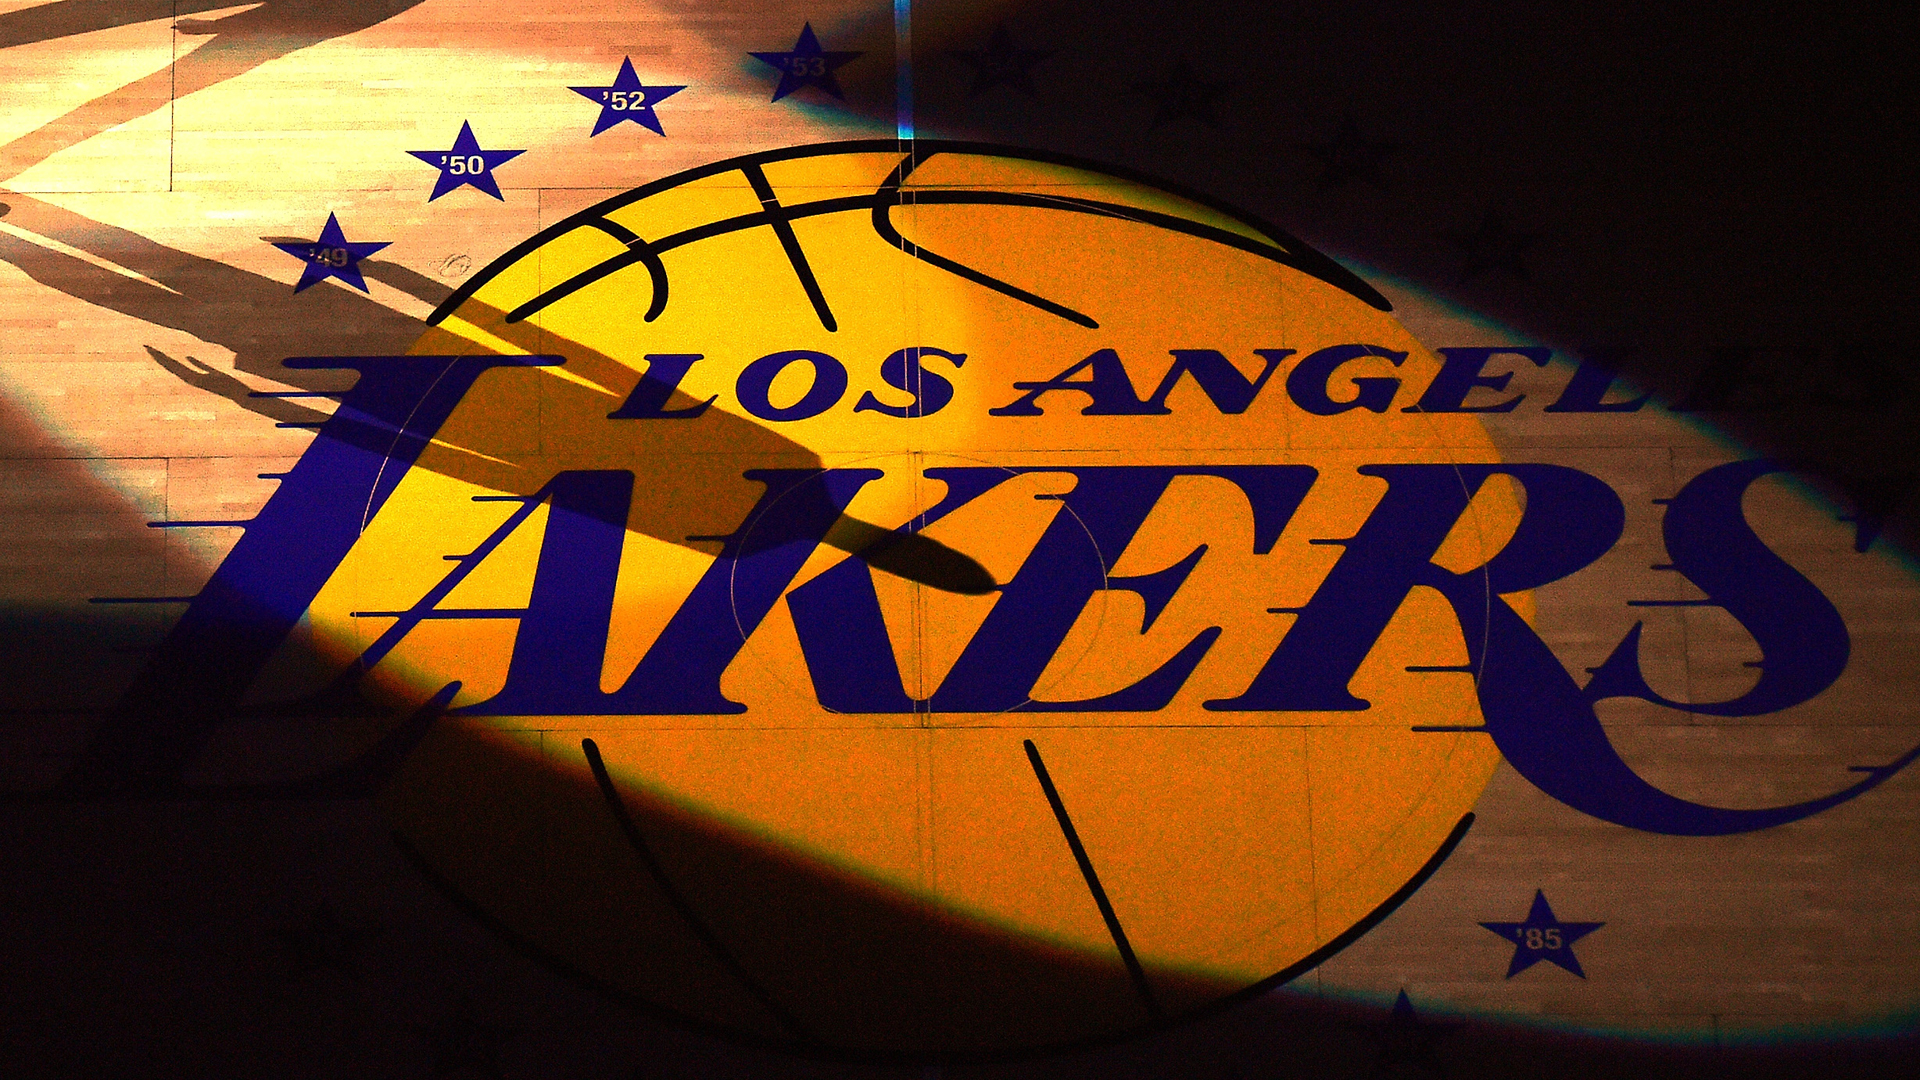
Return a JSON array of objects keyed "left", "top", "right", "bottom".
[{"left": 2, "top": 1, "right": 1916, "bottom": 1076}]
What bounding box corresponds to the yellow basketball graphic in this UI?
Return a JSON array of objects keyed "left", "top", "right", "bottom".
[
  {"left": 250, "top": 142, "right": 1517, "bottom": 1057},
  {"left": 10, "top": 1, "right": 1920, "bottom": 1071}
]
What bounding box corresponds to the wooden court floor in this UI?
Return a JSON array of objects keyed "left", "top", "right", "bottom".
[{"left": 2, "top": 2, "right": 1918, "bottom": 1076}]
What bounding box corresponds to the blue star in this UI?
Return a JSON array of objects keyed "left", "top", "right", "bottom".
[
  {"left": 1835, "top": 473, "right": 1916, "bottom": 552},
  {"left": 407, "top": 121, "right": 525, "bottom": 201},
  {"left": 570, "top": 58, "right": 685, "bottom": 136},
  {"left": 277, "top": 900, "right": 369, "bottom": 978},
  {"left": 947, "top": 24, "right": 1051, "bottom": 99},
  {"left": 1480, "top": 889, "right": 1604, "bottom": 978},
  {"left": 413, "top": 998, "right": 518, "bottom": 1078},
  {"left": 1444, "top": 208, "right": 1538, "bottom": 283},
  {"left": 1367, "top": 989, "right": 1452, "bottom": 1075},
  {"left": 271, "top": 213, "right": 389, "bottom": 294},
  {"left": 1298, "top": 117, "right": 1397, "bottom": 190},
  {"left": 750, "top": 23, "right": 862, "bottom": 102},
  {"left": 1130, "top": 61, "right": 1231, "bottom": 128}
]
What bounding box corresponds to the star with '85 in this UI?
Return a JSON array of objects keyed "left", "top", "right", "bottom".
[{"left": 1481, "top": 890, "right": 1605, "bottom": 977}]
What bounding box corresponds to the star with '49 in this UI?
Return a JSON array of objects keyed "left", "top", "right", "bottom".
[
  {"left": 1480, "top": 889, "right": 1604, "bottom": 977},
  {"left": 572, "top": 57, "right": 685, "bottom": 136},
  {"left": 271, "top": 212, "right": 388, "bottom": 294},
  {"left": 751, "top": 23, "right": 862, "bottom": 102},
  {"left": 408, "top": 121, "right": 525, "bottom": 201}
]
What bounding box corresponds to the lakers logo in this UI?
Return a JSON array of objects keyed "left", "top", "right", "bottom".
[{"left": 94, "top": 142, "right": 1914, "bottom": 1057}]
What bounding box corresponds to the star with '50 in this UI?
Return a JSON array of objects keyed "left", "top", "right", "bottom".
[
  {"left": 571, "top": 57, "right": 685, "bottom": 136},
  {"left": 271, "top": 212, "right": 389, "bottom": 293},
  {"left": 1480, "top": 889, "right": 1604, "bottom": 977},
  {"left": 408, "top": 121, "right": 525, "bottom": 201},
  {"left": 751, "top": 23, "right": 862, "bottom": 102}
]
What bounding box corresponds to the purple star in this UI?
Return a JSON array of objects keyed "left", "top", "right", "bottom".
[
  {"left": 1480, "top": 889, "right": 1604, "bottom": 977},
  {"left": 750, "top": 23, "right": 862, "bottom": 102},
  {"left": 1130, "top": 61, "right": 1230, "bottom": 128},
  {"left": 413, "top": 998, "right": 518, "bottom": 1078},
  {"left": 1368, "top": 989, "right": 1453, "bottom": 1074},
  {"left": 570, "top": 57, "right": 685, "bottom": 136},
  {"left": 271, "top": 212, "right": 389, "bottom": 293},
  {"left": 947, "top": 25, "right": 1052, "bottom": 98},
  {"left": 407, "top": 121, "right": 525, "bottom": 201},
  {"left": 1298, "top": 117, "right": 1397, "bottom": 189},
  {"left": 1835, "top": 472, "right": 1917, "bottom": 552},
  {"left": 1445, "top": 208, "right": 1539, "bottom": 283}
]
